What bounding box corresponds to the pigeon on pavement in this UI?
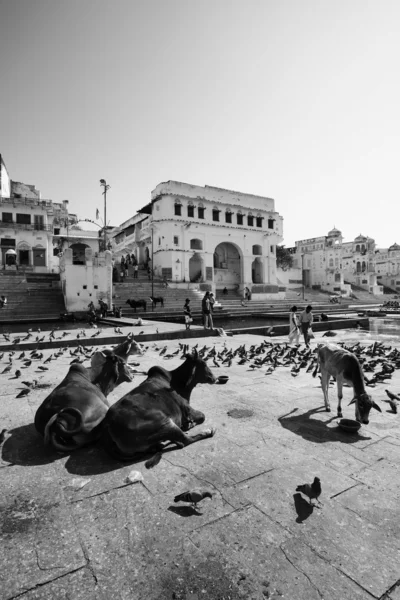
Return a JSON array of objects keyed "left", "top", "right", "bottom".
[
  {"left": 174, "top": 490, "right": 213, "bottom": 509},
  {"left": 296, "top": 477, "right": 322, "bottom": 505}
]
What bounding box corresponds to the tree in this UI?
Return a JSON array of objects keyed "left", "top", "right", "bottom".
[{"left": 276, "top": 245, "right": 294, "bottom": 271}]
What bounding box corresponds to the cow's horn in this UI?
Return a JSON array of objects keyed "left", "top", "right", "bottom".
[
  {"left": 348, "top": 397, "right": 356, "bottom": 406},
  {"left": 372, "top": 401, "right": 382, "bottom": 412},
  {"left": 193, "top": 348, "right": 198, "bottom": 358}
]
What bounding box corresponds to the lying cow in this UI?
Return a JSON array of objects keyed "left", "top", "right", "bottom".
[
  {"left": 316, "top": 343, "right": 381, "bottom": 424},
  {"left": 34, "top": 336, "right": 136, "bottom": 452},
  {"left": 102, "top": 349, "right": 216, "bottom": 467}
]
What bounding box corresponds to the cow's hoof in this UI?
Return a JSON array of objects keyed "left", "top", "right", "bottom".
[
  {"left": 326, "top": 407, "right": 331, "bottom": 412},
  {"left": 337, "top": 411, "right": 343, "bottom": 418}
]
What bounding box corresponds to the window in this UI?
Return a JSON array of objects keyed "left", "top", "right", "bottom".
[
  {"left": 356, "top": 244, "right": 360, "bottom": 252},
  {"left": 270, "top": 245, "right": 274, "bottom": 254},
  {"left": 174, "top": 202, "right": 182, "bottom": 216},
  {"left": 247, "top": 215, "right": 254, "bottom": 227},
  {"left": 198, "top": 206, "right": 205, "bottom": 219},
  {"left": 158, "top": 237, "right": 161, "bottom": 246},
  {"left": 225, "top": 211, "right": 232, "bottom": 224},
  {"left": 256, "top": 217, "right": 263, "bottom": 228},
  {"left": 329, "top": 258, "right": 334, "bottom": 267},
  {"left": 2, "top": 213, "right": 13, "bottom": 223},
  {"left": 16, "top": 213, "right": 31, "bottom": 225},
  {"left": 187, "top": 205, "right": 194, "bottom": 218},
  {"left": 237, "top": 212, "right": 243, "bottom": 225},
  {"left": 212, "top": 209, "right": 220, "bottom": 222},
  {"left": 268, "top": 218, "right": 274, "bottom": 229},
  {"left": 54, "top": 227, "right": 60, "bottom": 235},
  {"left": 252, "top": 245, "right": 262, "bottom": 255},
  {"left": 173, "top": 236, "right": 179, "bottom": 246},
  {"left": 190, "top": 239, "right": 203, "bottom": 250},
  {"left": 34, "top": 215, "right": 44, "bottom": 230}
]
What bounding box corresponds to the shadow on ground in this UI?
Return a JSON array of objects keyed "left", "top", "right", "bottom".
[
  {"left": 278, "top": 407, "right": 372, "bottom": 444},
  {"left": 293, "top": 492, "right": 314, "bottom": 523},
  {"left": 1, "top": 423, "right": 62, "bottom": 466}
]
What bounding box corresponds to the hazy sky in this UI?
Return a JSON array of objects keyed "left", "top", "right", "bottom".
[{"left": 1, "top": 0, "right": 399, "bottom": 247}]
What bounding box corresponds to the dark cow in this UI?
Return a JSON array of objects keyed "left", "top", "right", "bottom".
[
  {"left": 126, "top": 298, "right": 147, "bottom": 312},
  {"left": 150, "top": 296, "right": 164, "bottom": 308},
  {"left": 102, "top": 350, "right": 216, "bottom": 467},
  {"left": 34, "top": 336, "right": 136, "bottom": 452}
]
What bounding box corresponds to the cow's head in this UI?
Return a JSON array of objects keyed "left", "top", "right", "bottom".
[
  {"left": 349, "top": 392, "right": 381, "bottom": 424},
  {"left": 113, "top": 333, "right": 143, "bottom": 359},
  {"left": 90, "top": 350, "right": 133, "bottom": 396},
  {"left": 185, "top": 349, "right": 217, "bottom": 386}
]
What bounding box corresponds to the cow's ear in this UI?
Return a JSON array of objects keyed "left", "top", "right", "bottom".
[
  {"left": 348, "top": 397, "right": 356, "bottom": 406},
  {"left": 90, "top": 351, "right": 107, "bottom": 375},
  {"left": 193, "top": 348, "right": 198, "bottom": 359},
  {"left": 372, "top": 401, "right": 382, "bottom": 412}
]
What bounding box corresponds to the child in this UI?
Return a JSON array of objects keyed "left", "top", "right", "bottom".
[{"left": 183, "top": 299, "right": 192, "bottom": 330}]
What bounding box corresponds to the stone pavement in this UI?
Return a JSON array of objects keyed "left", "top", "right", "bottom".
[{"left": 1, "top": 325, "right": 400, "bottom": 600}]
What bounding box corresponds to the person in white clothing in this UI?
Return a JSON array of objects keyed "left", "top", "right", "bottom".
[{"left": 288, "top": 305, "right": 300, "bottom": 343}]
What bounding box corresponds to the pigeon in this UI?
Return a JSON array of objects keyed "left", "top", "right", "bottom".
[
  {"left": 322, "top": 331, "right": 337, "bottom": 337},
  {"left": 0, "top": 429, "right": 7, "bottom": 444},
  {"left": 174, "top": 489, "right": 213, "bottom": 509},
  {"left": 296, "top": 477, "right": 322, "bottom": 505},
  {"left": 16, "top": 388, "right": 31, "bottom": 398},
  {"left": 37, "top": 366, "right": 49, "bottom": 371},
  {"left": 385, "top": 389, "right": 400, "bottom": 402},
  {"left": 22, "top": 380, "right": 38, "bottom": 388},
  {"left": 1, "top": 365, "right": 12, "bottom": 374},
  {"left": 15, "top": 369, "right": 21, "bottom": 378},
  {"left": 383, "top": 397, "right": 398, "bottom": 413}
]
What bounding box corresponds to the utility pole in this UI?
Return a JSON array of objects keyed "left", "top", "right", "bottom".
[
  {"left": 99, "top": 179, "right": 110, "bottom": 251},
  {"left": 302, "top": 253, "right": 305, "bottom": 300}
]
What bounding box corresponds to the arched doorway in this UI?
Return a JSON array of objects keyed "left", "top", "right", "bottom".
[
  {"left": 70, "top": 243, "right": 89, "bottom": 265},
  {"left": 213, "top": 242, "right": 242, "bottom": 287},
  {"left": 189, "top": 253, "right": 204, "bottom": 282},
  {"left": 252, "top": 257, "right": 263, "bottom": 283}
]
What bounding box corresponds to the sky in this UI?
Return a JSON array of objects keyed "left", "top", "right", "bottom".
[{"left": 1, "top": 0, "right": 400, "bottom": 248}]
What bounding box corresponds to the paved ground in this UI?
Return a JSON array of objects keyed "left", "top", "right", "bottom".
[{"left": 1, "top": 324, "right": 400, "bottom": 600}]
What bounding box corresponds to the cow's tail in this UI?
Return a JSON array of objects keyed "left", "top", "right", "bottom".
[{"left": 44, "top": 407, "right": 83, "bottom": 452}]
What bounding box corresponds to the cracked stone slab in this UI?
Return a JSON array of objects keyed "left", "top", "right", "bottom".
[
  {"left": 359, "top": 436, "right": 400, "bottom": 464},
  {"left": 334, "top": 481, "right": 400, "bottom": 539},
  {"left": 15, "top": 567, "right": 101, "bottom": 600},
  {"left": 0, "top": 466, "right": 86, "bottom": 600},
  {"left": 187, "top": 504, "right": 352, "bottom": 599},
  {"left": 165, "top": 434, "right": 277, "bottom": 488},
  {"left": 227, "top": 465, "right": 399, "bottom": 597},
  {"left": 348, "top": 457, "right": 400, "bottom": 491},
  {"left": 70, "top": 483, "right": 221, "bottom": 599}
]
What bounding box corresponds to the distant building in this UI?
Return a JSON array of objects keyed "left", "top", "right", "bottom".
[
  {"left": 0, "top": 154, "right": 100, "bottom": 273},
  {"left": 294, "top": 228, "right": 383, "bottom": 296},
  {"left": 374, "top": 243, "right": 400, "bottom": 293},
  {"left": 111, "top": 180, "right": 284, "bottom": 298}
]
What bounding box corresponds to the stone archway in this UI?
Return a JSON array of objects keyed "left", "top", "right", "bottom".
[
  {"left": 189, "top": 253, "right": 204, "bottom": 282},
  {"left": 213, "top": 242, "right": 242, "bottom": 287},
  {"left": 252, "top": 257, "right": 263, "bottom": 283}
]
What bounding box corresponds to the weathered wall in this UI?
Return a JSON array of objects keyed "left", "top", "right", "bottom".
[{"left": 59, "top": 248, "right": 112, "bottom": 313}]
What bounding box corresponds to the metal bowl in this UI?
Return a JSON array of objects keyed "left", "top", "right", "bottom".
[
  {"left": 217, "top": 376, "right": 229, "bottom": 385},
  {"left": 337, "top": 418, "right": 361, "bottom": 433}
]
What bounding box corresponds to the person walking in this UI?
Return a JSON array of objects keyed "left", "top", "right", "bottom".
[
  {"left": 133, "top": 264, "right": 138, "bottom": 279},
  {"left": 209, "top": 292, "right": 216, "bottom": 313},
  {"left": 288, "top": 305, "right": 300, "bottom": 344},
  {"left": 299, "top": 305, "right": 313, "bottom": 347},
  {"left": 183, "top": 298, "right": 192, "bottom": 330},
  {"left": 202, "top": 291, "right": 213, "bottom": 330}
]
